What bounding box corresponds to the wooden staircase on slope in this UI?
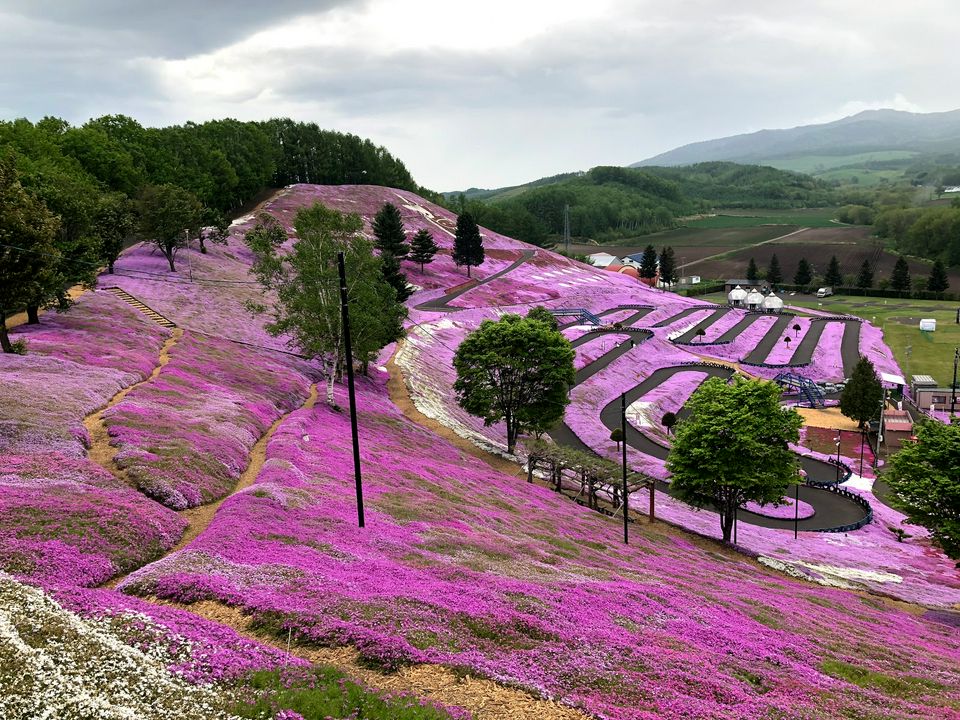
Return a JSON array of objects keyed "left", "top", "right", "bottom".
[{"left": 102, "top": 287, "right": 178, "bottom": 329}]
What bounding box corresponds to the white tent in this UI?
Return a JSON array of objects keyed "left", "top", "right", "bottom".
[
  {"left": 745, "top": 289, "right": 764, "bottom": 309},
  {"left": 727, "top": 284, "right": 748, "bottom": 306},
  {"left": 760, "top": 292, "right": 784, "bottom": 313}
]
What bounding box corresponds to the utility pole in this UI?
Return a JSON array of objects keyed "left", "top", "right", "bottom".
[
  {"left": 951, "top": 347, "right": 959, "bottom": 418},
  {"left": 563, "top": 204, "right": 571, "bottom": 255},
  {"left": 621, "top": 392, "right": 629, "bottom": 545},
  {"left": 338, "top": 251, "right": 365, "bottom": 528}
]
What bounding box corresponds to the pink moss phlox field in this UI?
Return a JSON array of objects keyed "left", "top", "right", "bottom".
[
  {"left": 0, "top": 453, "right": 184, "bottom": 587},
  {"left": 743, "top": 497, "right": 815, "bottom": 520},
  {"left": 695, "top": 315, "right": 778, "bottom": 363},
  {"left": 859, "top": 321, "right": 906, "bottom": 380},
  {"left": 53, "top": 585, "right": 305, "bottom": 684},
  {"left": 104, "top": 332, "right": 313, "bottom": 509},
  {"left": 120, "top": 374, "right": 960, "bottom": 720},
  {"left": 762, "top": 317, "right": 813, "bottom": 364},
  {"left": 574, "top": 333, "right": 633, "bottom": 370},
  {"left": 9, "top": 290, "right": 171, "bottom": 378},
  {"left": 1, "top": 292, "right": 171, "bottom": 457},
  {"left": 693, "top": 308, "right": 748, "bottom": 343}
]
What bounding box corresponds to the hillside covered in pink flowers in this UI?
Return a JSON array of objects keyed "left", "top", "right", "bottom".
[{"left": 2, "top": 184, "right": 960, "bottom": 720}]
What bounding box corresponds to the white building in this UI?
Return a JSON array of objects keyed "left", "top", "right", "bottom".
[
  {"left": 761, "top": 292, "right": 784, "bottom": 313},
  {"left": 727, "top": 284, "right": 748, "bottom": 307},
  {"left": 745, "top": 288, "right": 764, "bottom": 310}
]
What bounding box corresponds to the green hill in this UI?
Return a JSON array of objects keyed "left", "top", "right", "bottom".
[{"left": 452, "top": 163, "right": 834, "bottom": 245}]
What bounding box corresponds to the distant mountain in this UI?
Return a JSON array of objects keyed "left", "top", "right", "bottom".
[{"left": 633, "top": 109, "right": 960, "bottom": 168}]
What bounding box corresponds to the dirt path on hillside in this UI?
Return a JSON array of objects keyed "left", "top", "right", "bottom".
[
  {"left": 154, "top": 597, "right": 591, "bottom": 720},
  {"left": 682, "top": 227, "right": 809, "bottom": 269},
  {"left": 172, "top": 383, "right": 318, "bottom": 553},
  {"left": 101, "top": 382, "right": 319, "bottom": 590},
  {"left": 82, "top": 329, "right": 183, "bottom": 480},
  {"left": 386, "top": 342, "right": 524, "bottom": 478}
]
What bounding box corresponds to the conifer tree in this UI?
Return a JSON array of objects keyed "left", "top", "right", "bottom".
[
  {"left": 409, "top": 228, "right": 439, "bottom": 272},
  {"left": 824, "top": 255, "right": 843, "bottom": 287},
  {"left": 856, "top": 259, "right": 874, "bottom": 289},
  {"left": 794, "top": 258, "right": 813, "bottom": 286},
  {"left": 453, "top": 211, "right": 484, "bottom": 277},
  {"left": 658, "top": 246, "right": 678, "bottom": 286},
  {"left": 372, "top": 202, "right": 409, "bottom": 259},
  {"left": 639, "top": 244, "right": 658, "bottom": 280},
  {"left": 746, "top": 257, "right": 759, "bottom": 284},
  {"left": 840, "top": 356, "right": 884, "bottom": 427},
  {"left": 928, "top": 258, "right": 950, "bottom": 292},
  {"left": 891, "top": 255, "right": 911, "bottom": 292},
  {"left": 766, "top": 254, "right": 783, "bottom": 285},
  {"left": 380, "top": 250, "right": 413, "bottom": 302}
]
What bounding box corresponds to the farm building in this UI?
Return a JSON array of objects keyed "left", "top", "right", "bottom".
[
  {"left": 725, "top": 279, "right": 752, "bottom": 293},
  {"left": 587, "top": 252, "right": 619, "bottom": 268}
]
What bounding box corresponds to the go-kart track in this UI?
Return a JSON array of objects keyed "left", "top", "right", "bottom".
[{"left": 414, "top": 248, "right": 870, "bottom": 533}]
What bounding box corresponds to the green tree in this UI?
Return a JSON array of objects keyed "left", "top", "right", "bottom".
[
  {"left": 928, "top": 258, "right": 950, "bottom": 292},
  {"left": 453, "top": 211, "right": 484, "bottom": 277},
  {"left": 526, "top": 305, "right": 559, "bottom": 330},
  {"left": 766, "top": 254, "right": 783, "bottom": 286},
  {"left": 658, "top": 246, "right": 678, "bottom": 286},
  {"left": 0, "top": 152, "right": 61, "bottom": 352},
  {"left": 666, "top": 376, "right": 802, "bottom": 542},
  {"left": 137, "top": 183, "right": 206, "bottom": 272},
  {"left": 372, "top": 202, "right": 409, "bottom": 259},
  {"left": 453, "top": 314, "right": 575, "bottom": 453},
  {"left": 887, "top": 419, "right": 960, "bottom": 557},
  {"left": 245, "top": 206, "right": 406, "bottom": 406},
  {"left": 93, "top": 192, "right": 137, "bottom": 274},
  {"left": 856, "top": 259, "right": 874, "bottom": 289},
  {"left": 409, "top": 228, "right": 439, "bottom": 272},
  {"left": 379, "top": 250, "right": 412, "bottom": 302},
  {"left": 839, "top": 356, "right": 884, "bottom": 428},
  {"left": 890, "top": 255, "right": 911, "bottom": 292},
  {"left": 639, "top": 244, "right": 658, "bottom": 280},
  {"left": 746, "top": 257, "right": 760, "bottom": 285},
  {"left": 824, "top": 255, "right": 843, "bottom": 287},
  {"left": 794, "top": 258, "right": 813, "bottom": 286}
]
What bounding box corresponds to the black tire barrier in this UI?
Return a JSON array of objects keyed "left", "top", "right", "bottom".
[
  {"left": 802, "top": 455, "right": 853, "bottom": 485},
  {"left": 812, "top": 484, "right": 873, "bottom": 532}
]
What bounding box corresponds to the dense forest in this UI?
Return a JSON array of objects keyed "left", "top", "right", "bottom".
[
  {"left": 0, "top": 115, "right": 430, "bottom": 344},
  {"left": 457, "top": 162, "right": 836, "bottom": 246},
  {"left": 875, "top": 202, "right": 960, "bottom": 267}
]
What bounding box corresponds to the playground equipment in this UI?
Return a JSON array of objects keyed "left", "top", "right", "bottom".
[{"left": 774, "top": 372, "right": 825, "bottom": 408}]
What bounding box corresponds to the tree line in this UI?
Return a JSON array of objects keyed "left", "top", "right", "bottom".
[
  {"left": 0, "top": 115, "right": 432, "bottom": 352},
  {"left": 744, "top": 252, "right": 949, "bottom": 294}
]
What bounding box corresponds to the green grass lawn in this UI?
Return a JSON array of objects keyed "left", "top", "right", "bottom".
[
  {"left": 684, "top": 209, "right": 839, "bottom": 229},
  {"left": 695, "top": 292, "right": 960, "bottom": 385},
  {"left": 768, "top": 151, "right": 918, "bottom": 175}
]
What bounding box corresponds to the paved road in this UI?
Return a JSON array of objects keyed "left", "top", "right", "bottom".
[
  {"left": 672, "top": 307, "right": 733, "bottom": 343},
  {"left": 415, "top": 249, "right": 537, "bottom": 312},
  {"left": 555, "top": 305, "right": 869, "bottom": 531}
]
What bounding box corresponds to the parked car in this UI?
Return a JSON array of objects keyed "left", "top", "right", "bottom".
[{"left": 816, "top": 287, "right": 833, "bottom": 298}]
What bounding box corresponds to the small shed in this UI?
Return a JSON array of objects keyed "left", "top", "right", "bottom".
[
  {"left": 745, "top": 289, "right": 764, "bottom": 310},
  {"left": 727, "top": 284, "right": 748, "bottom": 307},
  {"left": 761, "top": 292, "right": 784, "bottom": 313}
]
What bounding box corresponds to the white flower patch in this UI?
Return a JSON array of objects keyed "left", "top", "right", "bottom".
[
  {"left": 0, "top": 574, "right": 240, "bottom": 720},
  {"left": 625, "top": 401, "right": 655, "bottom": 428},
  {"left": 758, "top": 557, "right": 903, "bottom": 591},
  {"left": 666, "top": 321, "right": 700, "bottom": 341}
]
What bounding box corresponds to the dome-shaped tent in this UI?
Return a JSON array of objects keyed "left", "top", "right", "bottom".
[
  {"left": 745, "top": 289, "right": 764, "bottom": 309},
  {"left": 618, "top": 266, "right": 640, "bottom": 278},
  {"left": 761, "top": 292, "right": 784, "bottom": 313},
  {"left": 727, "top": 284, "right": 748, "bottom": 306}
]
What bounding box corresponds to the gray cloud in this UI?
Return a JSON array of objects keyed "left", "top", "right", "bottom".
[
  {"left": 1, "top": 0, "right": 957, "bottom": 188},
  {"left": 0, "top": 1, "right": 363, "bottom": 56}
]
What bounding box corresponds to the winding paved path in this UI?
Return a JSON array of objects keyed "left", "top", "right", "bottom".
[
  {"left": 404, "top": 248, "right": 869, "bottom": 532},
  {"left": 415, "top": 250, "right": 537, "bottom": 312}
]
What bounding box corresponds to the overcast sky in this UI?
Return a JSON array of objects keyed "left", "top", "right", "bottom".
[{"left": 1, "top": 0, "right": 957, "bottom": 190}]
